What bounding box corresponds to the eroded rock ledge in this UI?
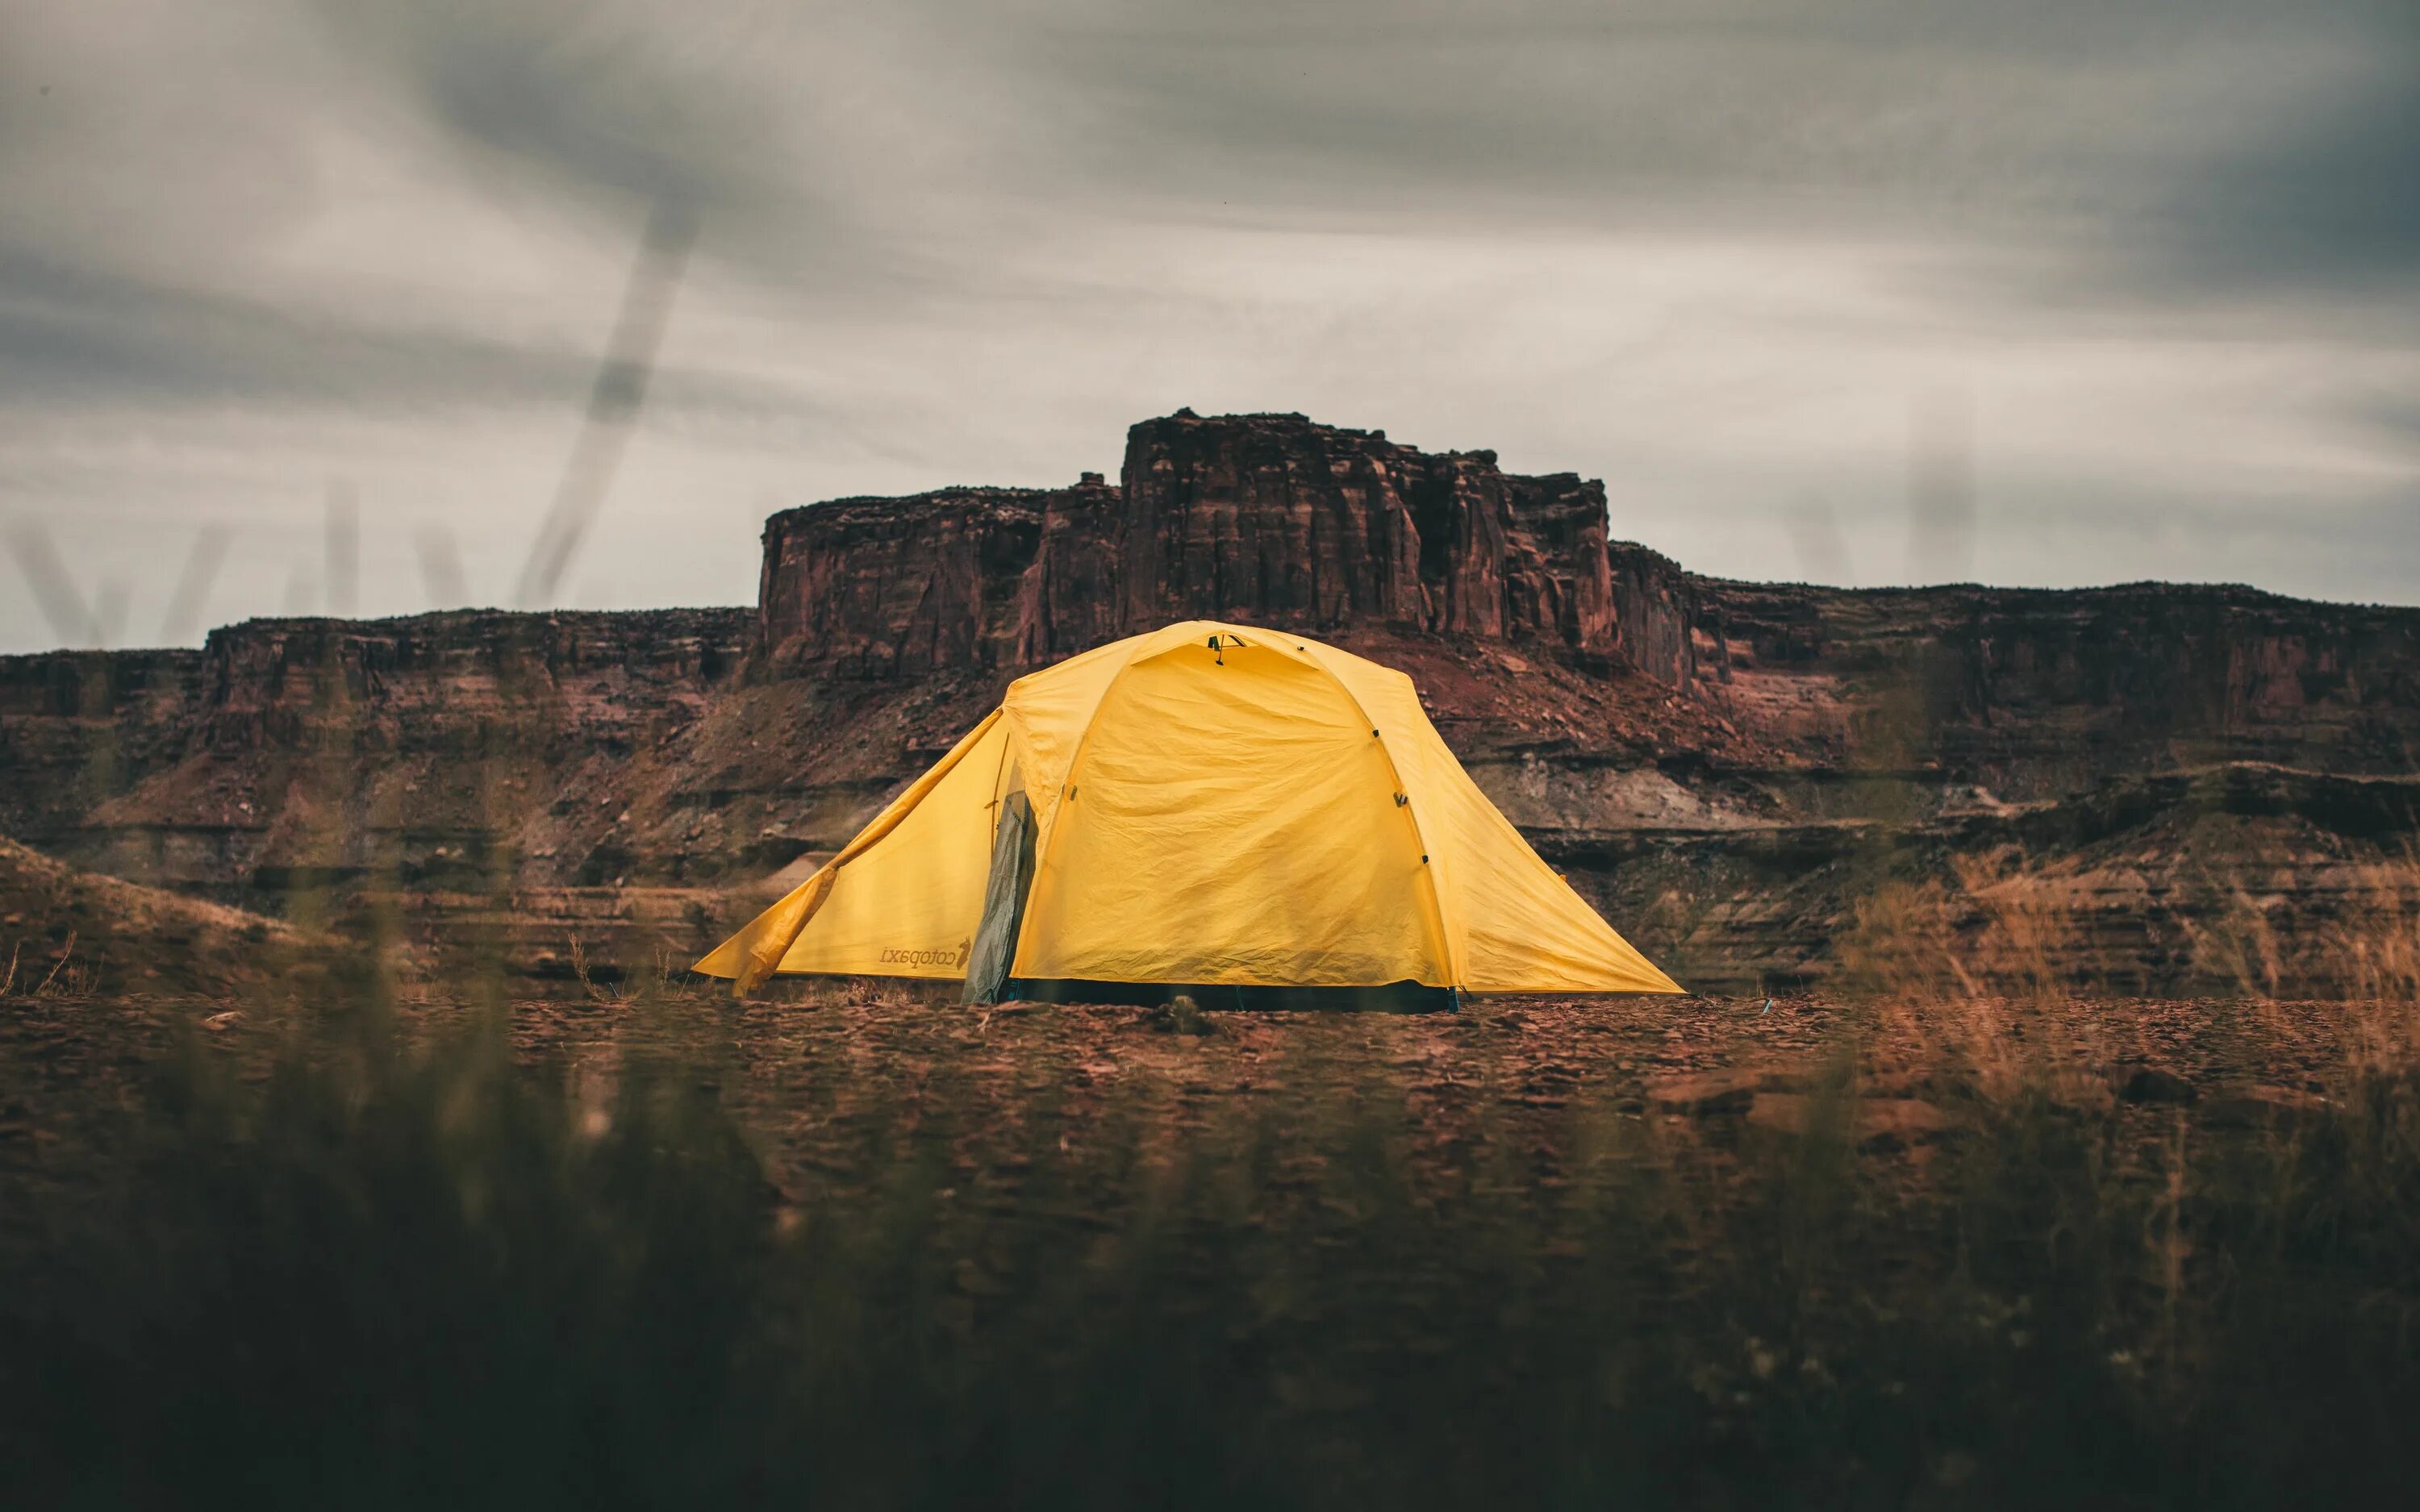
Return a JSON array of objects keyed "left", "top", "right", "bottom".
[{"left": 757, "top": 410, "right": 1617, "bottom": 677}]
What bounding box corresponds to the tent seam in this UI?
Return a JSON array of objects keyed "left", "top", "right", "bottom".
[{"left": 1297, "top": 653, "right": 1465, "bottom": 989}]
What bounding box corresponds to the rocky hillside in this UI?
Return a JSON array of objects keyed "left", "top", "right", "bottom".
[
  {"left": 0, "top": 834, "right": 317, "bottom": 998},
  {"left": 4, "top": 410, "right": 2416, "bottom": 994}
]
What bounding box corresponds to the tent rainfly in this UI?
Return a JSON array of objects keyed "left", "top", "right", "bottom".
[{"left": 695, "top": 621, "right": 1683, "bottom": 1000}]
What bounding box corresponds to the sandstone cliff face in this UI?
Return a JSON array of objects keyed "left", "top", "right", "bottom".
[
  {"left": 757, "top": 412, "right": 1617, "bottom": 677},
  {"left": 0, "top": 648, "right": 204, "bottom": 856},
  {"left": 2, "top": 610, "right": 751, "bottom": 898},
  {"left": 1611, "top": 562, "right": 2420, "bottom": 799},
  {"left": 6, "top": 408, "right": 2420, "bottom": 996},
  {"left": 1606, "top": 541, "right": 1704, "bottom": 694},
  {"left": 755, "top": 487, "right": 1058, "bottom": 679},
  {"left": 190, "top": 609, "right": 749, "bottom": 752},
  {"left": 753, "top": 407, "right": 2420, "bottom": 803}
]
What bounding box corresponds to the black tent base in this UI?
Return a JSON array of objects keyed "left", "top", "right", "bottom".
[{"left": 1014, "top": 980, "right": 1460, "bottom": 1014}]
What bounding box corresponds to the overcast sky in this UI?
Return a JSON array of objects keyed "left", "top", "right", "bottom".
[{"left": 3, "top": 0, "right": 2416, "bottom": 652}]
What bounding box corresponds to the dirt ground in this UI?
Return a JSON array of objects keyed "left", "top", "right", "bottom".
[
  {"left": 12, "top": 981, "right": 2418, "bottom": 1508},
  {"left": 1, "top": 985, "right": 2372, "bottom": 1210}
]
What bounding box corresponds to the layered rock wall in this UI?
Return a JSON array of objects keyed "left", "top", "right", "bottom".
[
  {"left": 755, "top": 487, "right": 1058, "bottom": 679},
  {"left": 190, "top": 608, "right": 750, "bottom": 754},
  {"left": 758, "top": 408, "right": 2420, "bottom": 805},
  {"left": 757, "top": 411, "right": 1617, "bottom": 677},
  {"left": 8, "top": 407, "right": 2420, "bottom": 993},
  {"left": 1605, "top": 541, "right": 1704, "bottom": 694},
  {"left": 1635, "top": 573, "right": 2420, "bottom": 794},
  {"left": 0, "top": 610, "right": 752, "bottom": 887},
  {"left": 0, "top": 648, "right": 205, "bottom": 844}
]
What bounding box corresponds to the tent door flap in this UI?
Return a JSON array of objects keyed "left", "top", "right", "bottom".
[{"left": 962, "top": 789, "right": 1037, "bottom": 1006}]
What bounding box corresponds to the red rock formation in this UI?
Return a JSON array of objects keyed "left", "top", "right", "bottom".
[
  {"left": 756, "top": 487, "right": 1057, "bottom": 679},
  {"left": 1606, "top": 560, "right": 2420, "bottom": 794},
  {"left": 757, "top": 411, "right": 1618, "bottom": 676},
  {"left": 0, "top": 610, "right": 753, "bottom": 900},
  {"left": 191, "top": 610, "right": 746, "bottom": 750},
  {"left": 8, "top": 407, "right": 2420, "bottom": 995},
  {"left": 1606, "top": 540, "right": 1704, "bottom": 694}
]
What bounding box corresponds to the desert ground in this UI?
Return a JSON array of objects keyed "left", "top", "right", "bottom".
[{"left": 7, "top": 967, "right": 2417, "bottom": 1508}]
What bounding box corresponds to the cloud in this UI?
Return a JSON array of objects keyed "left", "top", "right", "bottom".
[
  {"left": 1003, "top": 1, "right": 2420, "bottom": 309},
  {"left": 0, "top": 245, "right": 595, "bottom": 407},
  {"left": 2153, "top": 27, "right": 2420, "bottom": 297},
  {"left": 0, "top": 240, "right": 813, "bottom": 430},
  {"left": 302, "top": 2, "right": 812, "bottom": 234},
  {"left": 0, "top": 0, "right": 2415, "bottom": 652}
]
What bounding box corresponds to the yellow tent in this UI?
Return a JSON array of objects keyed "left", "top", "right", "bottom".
[{"left": 695, "top": 621, "right": 1682, "bottom": 998}]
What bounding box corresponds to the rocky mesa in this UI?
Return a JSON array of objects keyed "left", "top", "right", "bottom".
[
  {"left": 756, "top": 410, "right": 1618, "bottom": 677},
  {"left": 3, "top": 410, "right": 2416, "bottom": 996}
]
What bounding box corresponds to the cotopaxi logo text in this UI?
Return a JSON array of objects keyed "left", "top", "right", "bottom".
[{"left": 877, "top": 939, "right": 970, "bottom": 969}]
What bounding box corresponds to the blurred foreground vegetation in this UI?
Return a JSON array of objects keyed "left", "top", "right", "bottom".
[{"left": 5, "top": 982, "right": 2420, "bottom": 1510}]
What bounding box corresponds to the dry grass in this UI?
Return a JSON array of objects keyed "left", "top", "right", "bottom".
[
  {"left": 1838, "top": 843, "right": 2420, "bottom": 1010},
  {"left": 0, "top": 927, "right": 102, "bottom": 999},
  {"left": 6, "top": 964, "right": 2420, "bottom": 1506}
]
